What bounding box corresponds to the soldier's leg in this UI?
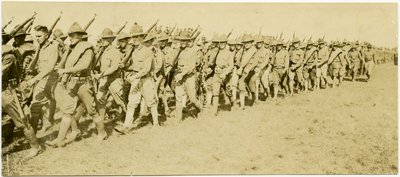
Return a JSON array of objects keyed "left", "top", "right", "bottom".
[
  {"left": 47, "top": 83, "right": 78, "bottom": 146},
  {"left": 249, "top": 72, "right": 260, "bottom": 103},
  {"left": 288, "top": 70, "right": 295, "bottom": 95},
  {"left": 310, "top": 68, "right": 317, "bottom": 90},
  {"left": 78, "top": 82, "right": 106, "bottom": 140},
  {"left": 316, "top": 67, "right": 322, "bottom": 89},
  {"left": 159, "top": 77, "right": 170, "bottom": 115},
  {"left": 2, "top": 89, "right": 40, "bottom": 157},
  {"left": 238, "top": 74, "right": 248, "bottom": 109},
  {"left": 212, "top": 76, "right": 222, "bottom": 116},
  {"left": 121, "top": 79, "right": 142, "bottom": 129},
  {"left": 185, "top": 75, "right": 203, "bottom": 111},
  {"left": 205, "top": 77, "right": 213, "bottom": 108},
  {"left": 109, "top": 79, "right": 126, "bottom": 112},
  {"left": 142, "top": 77, "right": 159, "bottom": 127},
  {"left": 175, "top": 82, "right": 186, "bottom": 121},
  {"left": 231, "top": 68, "right": 239, "bottom": 107},
  {"left": 320, "top": 64, "right": 328, "bottom": 88},
  {"left": 30, "top": 78, "right": 49, "bottom": 133},
  {"left": 260, "top": 68, "right": 271, "bottom": 98}
]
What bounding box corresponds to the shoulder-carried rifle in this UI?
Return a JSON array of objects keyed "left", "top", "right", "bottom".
[
  {"left": 24, "top": 17, "right": 35, "bottom": 33},
  {"left": 8, "top": 12, "right": 36, "bottom": 39},
  {"left": 83, "top": 13, "right": 96, "bottom": 31},
  {"left": 28, "top": 12, "right": 62, "bottom": 72}
]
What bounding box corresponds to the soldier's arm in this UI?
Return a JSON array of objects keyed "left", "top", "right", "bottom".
[
  {"left": 153, "top": 50, "right": 164, "bottom": 74},
  {"left": 223, "top": 53, "right": 235, "bottom": 76},
  {"left": 240, "top": 49, "right": 255, "bottom": 68},
  {"left": 181, "top": 51, "right": 198, "bottom": 76},
  {"left": 284, "top": 53, "right": 290, "bottom": 70},
  {"left": 64, "top": 49, "right": 94, "bottom": 73},
  {"left": 31, "top": 44, "right": 59, "bottom": 82},
  {"left": 2, "top": 54, "right": 16, "bottom": 73},
  {"left": 102, "top": 51, "right": 123, "bottom": 77},
  {"left": 136, "top": 50, "right": 153, "bottom": 78}
]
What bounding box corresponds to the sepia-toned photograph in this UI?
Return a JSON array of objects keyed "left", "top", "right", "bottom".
[{"left": 1, "top": 0, "right": 398, "bottom": 175}]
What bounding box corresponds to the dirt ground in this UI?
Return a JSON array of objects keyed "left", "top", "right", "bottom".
[{"left": 2, "top": 63, "right": 398, "bottom": 175}]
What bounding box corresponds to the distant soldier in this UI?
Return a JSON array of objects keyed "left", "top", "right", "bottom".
[
  {"left": 174, "top": 30, "right": 203, "bottom": 121},
  {"left": 303, "top": 40, "right": 318, "bottom": 90},
  {"left": 260, "top": 39, "right": 273, "bottom": 99},
  {"left": 248, "top": 36, "right": 268, "bottom": 104},
  {"left": 211, "top": 34, "right": 234, "bottom": 116},
  {"left": 327, "top": 41, "right": 344, "bottom": 87},
  {"left": 316, "top": 39, "right": 329, "bottom": 89},
  {"left": 288, "top": 37, "right": 304, "bottom": 95},
  {"left": 347, "top": 44, "right": 363, "bottom": 81},
  {"left": 230, "top": 39, "right": 244, "bottom": 108},
  {"left": 2, "top": 43, "right": 41, "bottom": 158},
  {"left": 237, "top": 34, "right": 257, "bottom": 109},
  {"left": 269, "top": 39, "right": 289, "bottom": 99},
  {"left": 363, "top": 43, "right": 376, "bottom": 81},
  {"left": 203, "top": 38, "right": 219, "bottom": 108}
]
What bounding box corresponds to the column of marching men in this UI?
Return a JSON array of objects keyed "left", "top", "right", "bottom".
[{"left": 2, "top": 15, "right": 389, "bottom": 159}]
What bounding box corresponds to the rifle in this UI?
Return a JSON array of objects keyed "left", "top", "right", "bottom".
[
  {"left": 279, "top": 32, "right": 283, "bottom": 40},
  {"left": 322, "top": 34, "right": 325, "bottom": 41},
  {"left": 169, "top": 24, "right": 177, "bottom": 35},
  {"left": 83, "top": 13, "right": 96, "bottom": 31},
  {"left": 227, "top": 29, "right": 233, "bottom": 38},
  {"left": 28, "top": 11, "right": 62, "bottom": 72},
  {"left": 9, "top": 12, "right": 37, "bottom": 38},
  {"left": 116, "top": 21, "right": 127, "bottom": 35},
  {"left": 24, "top": 17, "right": 35, "bottom": 32},
  {"left": 191, "top": 25, "right": 200, "bottom": 37},
  {"left": 2, "top": 16, "right": 14, "bottom": 31}
]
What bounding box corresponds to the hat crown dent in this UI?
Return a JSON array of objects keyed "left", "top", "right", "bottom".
[{"left": 130, "top": 22, "right": 144, "bottom": 35}]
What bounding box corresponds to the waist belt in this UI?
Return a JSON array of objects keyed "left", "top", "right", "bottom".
[{"left": 70, "top": 76, "right": 90, "bottom": 81}]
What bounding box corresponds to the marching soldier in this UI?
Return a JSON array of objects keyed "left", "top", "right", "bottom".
[
  {"left": 211, "top": 34, "right": 234, "bottom": 116},
  {"left": 316, "top": 39, "right": 330, "bottom": 89},
  {"left": 288, "top": 37, "right": 304, "bottom": 95},
  {"left": 174, "top": 30, "right": 203, "bottom": 121},
  {"left": 25, "top": 25, "right": 59, "bottom": 134},
  {"left": 92, "top": 28, "right": 124, "bottom": 131},
  {"left": 2, "top": 42, "right": 41, "bottom": 158},
  {"left": 237, "top": 34, "right": 257, "bottom": 109},
  {"left": 303, "top": 40, "right": 318, "bottom": 90},
  {"left": 327, "top": 41, "right": 344, "bottom": 87},
  {"left": 50, "top": 22, "right": 106, "bottom": 146},
  {"left": 116, "top": 31, "right": 160, "bottom": 133},
  {"left": 260, "top": 38, "right": 273, "bottom": 99},
  {"left": 269, "top": 39, "right": 289, "bottom": 99},
  {"left": 347, "top": 44, "right": 364, "bottom": 81},
  {"left": 363, "top": 43, "right": 376, "bottom": 81},
  {"left": 230, "top": 39, "right": 244, "bottom": 108},
  {"left": 203, "top": 38, "right": 219, "bottom": 108},
  {"left": 248, "top": 36, "right": 268, "bottom": 104}
]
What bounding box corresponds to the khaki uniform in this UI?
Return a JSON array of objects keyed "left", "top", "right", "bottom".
[
  {"left": 288, "top": 48, "right": 304, "bottom": 85},
  {"left": 316, "top": 45, "right": 329, "bottom": 85},
  {"left": 175, "top": 46, "right": 202, "bottom": 120},
  {"left": 270, "top": 49, "right": 289, "bottom": 86},
  {"left": 327, "top": 48, "right": 344, "bottom": 84},
  {"left": 96, "top": 45, "right": 124, "bottom": 109},
  {"left": 56, "top": 41, "right": 96, "bottom": 116},
  {"left": 212, "top": 47, "right": 235, "bottom": 96},
  {"left": 238, "top": 46, "right": 257, "bottom": 91},
  {"left": 364, "top": 49, "right": 375, "bottom": 77},
  {"left": 260, "top": 48, "right": 273, "bottom": 91},
  {"left": 348, "top": 50, "right": 362, "bottom": 78},
  {"left": 303, "top": 47, "right": 318, "bottom": 83},
  {"left": 2, "top": 45, "right": 38, "bottom": 146},
  {"left": 30, "top": 41, "right": 59, "bottom": 132}
]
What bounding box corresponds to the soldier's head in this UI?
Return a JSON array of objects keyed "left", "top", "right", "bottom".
[
  {"left": 242, "top": 35, "right": 254, "bottom": 50},
  {"left": 130, "top": 23, "right": 146, "bottom": 46},
  {"left": 228, "top": 40, "right": 236, "bottom": 51},
  {"left": 142, "top": 35, "right": 155, "bottom": 47},
  {"left": 188, "top": 39, "right": 195, "bottom": 48},
  {"left": 100, "top": 28, "right": 116, "bottom": 47},
  {"left": 2, "top": 31, "right": 11, "bottom": 45},
  {"left": 68, "top": 22, "right": 86, "bottom": 45},
  {"left": 12, "top": 28, "right": 27, "bottom": 47},
  {"left": 292, "top": 41, "right": 300, "bottom": 49},
  {"left": 117, "top": 32, "right": 131, "bottom": 49},
  {"left": 157, "top": 32, "right": 169, "bottom": 49}
]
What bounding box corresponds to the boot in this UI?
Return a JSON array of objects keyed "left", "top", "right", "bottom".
[
  {"left": 94, "top": 114, "right": 107, "bottom": 141},
  {"left": 239, "top": 92, "right": 245, "bottom": 110},
  {"left": 115, "top": 108, "right": 135, "bottom": 134},
  {"left": 206, "top": 92, "right": 213, "bottom": 108},
  {"left": 46, "top": 115, "right": 71, "bottom": 147}
]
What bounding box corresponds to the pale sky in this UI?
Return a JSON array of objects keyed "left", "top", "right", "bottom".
[{"left": 2, "top": 2, "right": 398, "bottom": 48}]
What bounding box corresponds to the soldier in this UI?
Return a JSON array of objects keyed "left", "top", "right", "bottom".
[
  {"left": 327, "top": 41, "right": 344, "bottom": 87},
  {"left": 288, "top": 37, "right": 304, "bottom": 95},
  {"left": 211, "top": 34, "right": 234, "bottom": 116},
  {"left": 269, "top": 39, "right": 289, "bottom": 99},
  {"left": 237, "top": 34, "right": 257, "bottom": 109},
  {"left": 316, "top": 39, "right": 330, "bottom": 89},
  {"left": 92, "top": 28, "right": 124, "bottom": 132},
  {"left": 363, "top": 43, "right": 376, "bottom": 81},
  {"left": 50, "top": 22, "right": 106, "bottom": 146},
  {"left": 230, "top": 39, "right": 244, "bottom": 108},
  {"left": 115, "top": 32, "right": 160, "bottom": 133},
  {"left": 347, "top": 44, "right": 364, "bottom": 81},
  {"left": 24, "top": 25, "right": 59, "bottom": 134},
  {"left": 303, "top": 40, "right": 318, "bottom": 90},
  {"left": 203, "top": 38, "right": 219, "bottom": 108},
  {"left": 2, "top": 42, "right": 41, "bottom": 158},
  {"left": 260, "top": 38, "right": 273, "bottom": 99},
  {"left": 248, "top": 36, "right": 268, "bottom": 104},
  {"left": 174, "top": 30, "right": 203, "bottom": 121}
]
